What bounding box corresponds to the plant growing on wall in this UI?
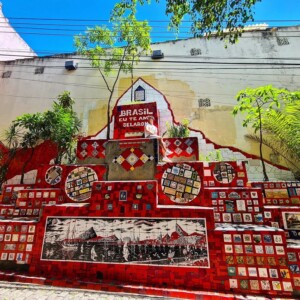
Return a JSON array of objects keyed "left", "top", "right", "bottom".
[
  {"left": 46, "top": 91, "right": 81, "bottom": 164},
  {"left": 245, "top": 94, "right": 300, "bottom": 179},
  {"left": 199, "top": 149, "right": 224, "bottom": 162},
  {"left": 112, "top": 0, "right": 261, "bottom": 44},
  {"left": 75, "top": 3, "right": 151, "bottom": 139},
  {"left": 1, "top": 91, "right": 81, "bottom": 184},
  {"left": 166, "top": 119, "right": 190, "bottom": 138},
  {"left": 233, "top": 85, "right": 299, "bottom": 181}
]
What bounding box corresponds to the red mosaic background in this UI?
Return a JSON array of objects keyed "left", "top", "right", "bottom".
[
  {"left": 164, "top": 137, "right": 199, "bottom": 161},
  {"left": 35, "top": 164, "right": 107, "bottom": 202},
  {"left": 0, "top": 93, "right": 299, "bottom": 298},
  {"left": 0, "top": 140, "right": 58, "bottom": 181},
  {"left": 0, "top": 161, "right": 299, "bottom": 297},
  {"left": 216, "top": 227, "right": 294, "bottom": 296},
  {"left": 76, "top": 139, "right": 106, "bottom": 161},
  {"left": 203, "top": 187, "right": 264, "bottom": 224}
]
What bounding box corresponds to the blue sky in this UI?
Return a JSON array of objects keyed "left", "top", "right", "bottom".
[{"left": 1, "top": 0, "right": 299, "bottom": 56}]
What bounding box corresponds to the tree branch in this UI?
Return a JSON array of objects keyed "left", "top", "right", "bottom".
[{"left": 98, "top": 67, "right": 112, "bottom": 93}]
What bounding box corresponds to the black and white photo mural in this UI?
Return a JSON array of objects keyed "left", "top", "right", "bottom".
[{"left": 41, "top": 217, "right": 210, "bottom": 268}]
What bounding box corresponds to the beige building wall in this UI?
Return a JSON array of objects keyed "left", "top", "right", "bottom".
[{"left": 0, "top": 25, "right": 299, "bottom": 168}]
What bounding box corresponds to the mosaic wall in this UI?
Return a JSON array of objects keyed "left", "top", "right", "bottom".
[
  {"left": 45, "top": 166, "right": 63, "bottom": 186},
  {"left": 0, "top": 160, "right": 299, "bottom": 297},
  {"left": 2, "top": 184, "right": 34, "bottom": 204},
  {"left": 286, "top": 247, "right": 300, "bottom": 291},
  {"left": 76, "top": 139, "right": 106, "bottom": 164},
  {"left": 65, "top": 167, "right": 98, "bottom": 202},
  {"left": 263, "top": 207, "right": 300, "bottom": 240},
  {"left": 34, "top": 164, "right": 107, "bottom": 202},
  {"left": 91, "top": 180, "right": 157, "bottom": 209},
  {"left": 0, "top": 221, "right": 37, "bottom": 265},
  {"left": 163, "top": 137, "right": 199, "bottom": 162},
  {"left": 161, "top": 163, "right": 201, "bottom": 204},
  {"left": 41, "top": 217, "right": 209, "bottom": 268},
  {"left": 0, "top": 188, "right": 64, "bottom": 220},
  {"left": 105, "top": 139, "right": 157, "bottom": 181},
  {"left": 0, "top": 155, "right": 298, "bottom": 297},
  {"left": 252, "top": 181, "right": 300, "bottom": 205},
  {"left": 156, "top": 162, "right": 203, "bottom": 207},
  {"left": 0, "top": 91, "right": 299, "bottom": 298},
  {"left": 203, "top": 162, "right": 248, "bottom": 188},
  {"left": 220, "top": 227, "right": 293, "bottom": 294},
  {"left": 204, "top": 188, "right": 264, "bottom": 224}
]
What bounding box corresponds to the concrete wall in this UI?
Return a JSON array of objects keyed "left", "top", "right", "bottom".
[{"left": 0, "top": 25, "right": 299, "bottom": 166}]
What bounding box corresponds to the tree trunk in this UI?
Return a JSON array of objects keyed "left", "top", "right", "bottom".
[
  {"left": 106, "top": 93, "right": 114, "bottom": 140},
  {"left": 130, "top": 55, "right": 135, "bottom": 102},
  {"left": 55, "top": 147, "right": 63, "bottom": 165},
  {"left": 106, "top": 47, "right": 128, "bottom": 140},
  {"left": 258, "top": 109, "right": 269, "bottom": 181}
]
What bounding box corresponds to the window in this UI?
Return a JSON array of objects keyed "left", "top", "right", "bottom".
[
  {"left": 151, "top": 50, "right": 164, "bottom": 59},
  {"left": 34, "top": 67, "right": 45, "bottom": 74},
  {"left": 2, "top": 71, "right": 12, "bottom": 78},
  {"left": 276, "top": 37, "right": 289, "bottom": 46},
  {"left": 262, "top": 31, "right": 272, "bottom": 39},
  {"left": 190, "top": 48, "right": 201, "bottom": 56},
  {"left": 134, "top": 85, "right": 145, "bottom": 101},
  {"left": 198, "top": 98, "right": 211, "bottom": 107}
]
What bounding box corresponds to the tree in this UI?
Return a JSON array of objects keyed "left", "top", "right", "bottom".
[
  {"left": 112, "top": 0, "right": 261, "bottom": 44},
  {"left": 1, "top": 91, "right": 81, "bottom": 184},
  {"left": 45, "top": 91, "right": 81, "bottom": 164},
  {"left": 232, "top": 85, "right": 297, "bottom": 181},
  {"left": 75, "top": 4, "right": 151, "bottom": 139},
  {"left": 245, "top": 95, "right": 300, "bottom": 179}
]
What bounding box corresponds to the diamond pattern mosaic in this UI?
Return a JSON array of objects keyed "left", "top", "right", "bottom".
[{"left": 113, "top": 147, "right": 154, "bottom": 171}]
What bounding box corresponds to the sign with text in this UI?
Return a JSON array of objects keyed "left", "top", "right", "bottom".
[{"left": 113, "top": 102, "right": 158, "bottom": 139}]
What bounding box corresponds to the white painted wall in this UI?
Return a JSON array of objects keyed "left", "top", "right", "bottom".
[{"left": 0, "top": 4, "right": 36, "bottom": 61}]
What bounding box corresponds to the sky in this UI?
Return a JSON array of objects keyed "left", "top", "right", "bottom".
[{"left": 0, "top": 0, "right": 300, "bottom": 56}]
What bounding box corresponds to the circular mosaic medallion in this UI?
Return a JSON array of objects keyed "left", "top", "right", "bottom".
[
  {"left": 45, "top": 166, "right": 63, "bottom": 185},
  {"left": 213, "top": 162, "right": 236, "bottom": 183},
  {"left": 65, "top": 167, "right": 98, "bottom": 202},
  {"left": 161, "top": 163, "right": 201, "bottom": 204}
]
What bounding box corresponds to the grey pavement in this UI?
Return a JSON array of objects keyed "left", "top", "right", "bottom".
[
  {"left": 0, "top": 281, "right": 169, "bottom": 300},
  {"left": 0, "top": 281, "right": 291, "bottom": 300}
]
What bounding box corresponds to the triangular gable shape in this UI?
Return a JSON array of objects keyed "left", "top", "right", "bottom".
[
  {"left": 89, "top": 77, "right": 292, "bottom": 181},
  {"left": 92, "top": 77, "right": 175, "bottom": 139}
]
